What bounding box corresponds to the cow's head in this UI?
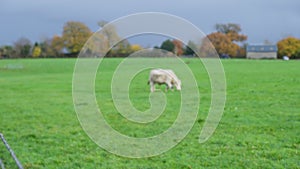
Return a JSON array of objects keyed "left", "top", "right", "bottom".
[
  {"left": 176, "top": 80, "right": 181, "bottom": 91},
  {"left": 172, "top": 79, "right": 181, "bottom": 91}
]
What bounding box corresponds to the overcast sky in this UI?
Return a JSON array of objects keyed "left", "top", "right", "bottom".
[{"left": 0, "top": 0, "right": 299, "bottom": 46}]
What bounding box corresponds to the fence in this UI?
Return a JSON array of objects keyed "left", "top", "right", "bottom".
[{"left": 0, "top": 133, "right": 23, "bottom": 169}]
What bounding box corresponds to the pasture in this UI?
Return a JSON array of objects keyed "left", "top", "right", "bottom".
[{"left": 0, "top": 58, "right": 299, "bottom": 168}]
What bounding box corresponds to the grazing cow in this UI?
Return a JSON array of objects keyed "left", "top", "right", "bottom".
[{"left": 148, "top": 69, "right": 181, "bottom": 92}]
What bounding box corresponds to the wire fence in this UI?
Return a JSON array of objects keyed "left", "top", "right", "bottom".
[
  {"left": 0, "top": 133, "right": 23, "bottom": 169},
  {"left": 0, "top": 159, "right": 5, "bottom": 169}
]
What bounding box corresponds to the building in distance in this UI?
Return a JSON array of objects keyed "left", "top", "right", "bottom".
[{"left": 246, "top": 44, "right": 277, "bottom": 59}]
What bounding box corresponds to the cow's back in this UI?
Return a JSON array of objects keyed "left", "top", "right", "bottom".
[{"left": 149, "top": 69, "right": 169, "bottom": 83}]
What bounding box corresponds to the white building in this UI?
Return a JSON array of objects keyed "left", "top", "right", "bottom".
[{"left": 246, "top": 45, "right": 277, "bottom": 59}]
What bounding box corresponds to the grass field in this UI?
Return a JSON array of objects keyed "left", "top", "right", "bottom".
[{"left": 0, "top": 58, "right": 299, "bottom": 168}]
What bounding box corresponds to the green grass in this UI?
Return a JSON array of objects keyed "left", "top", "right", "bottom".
[{"left": 0, "top": 58, "right": 299, "bottom": 168}]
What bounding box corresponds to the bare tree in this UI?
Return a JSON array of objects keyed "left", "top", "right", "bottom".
[{"left": 13, "top": 37, "right": 32, "bottom": 58}]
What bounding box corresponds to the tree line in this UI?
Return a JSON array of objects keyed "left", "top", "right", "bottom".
[
  {"left": 156, "top": 24, "right": 300, "bottom": 59},
  {"left": 1, "top": 22, "right": 300, "bottom": 59}
]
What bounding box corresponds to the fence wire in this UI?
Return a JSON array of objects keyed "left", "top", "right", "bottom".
[
  {"left": 0, "top": 133, "right": 23, "bottom": 169},
  {"left": 0, "top": 159, "right": 5, "bottom": 169}
]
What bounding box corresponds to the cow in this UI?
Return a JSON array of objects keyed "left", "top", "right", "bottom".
[{"left": 148, "top": 69, "right": 181, "bottom": 92}]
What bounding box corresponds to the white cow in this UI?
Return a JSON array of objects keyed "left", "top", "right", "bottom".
[{"left": 148, "top": 69, "right": 181, "bottom": 92}]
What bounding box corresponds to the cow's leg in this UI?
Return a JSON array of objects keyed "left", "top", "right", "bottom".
[
  {"left": 165, "top": 84, "right": 169, "bottom": 92},
  {"left": 170, "top": 79, "right": 175, "bottom": 91},
  {"left": 150, "top": 82, "right": 155, "bottom": 92},
  {"left": 170, "top": 86, "right": 174, "bottom": 92},
  {"left": 165, "top": 81, "right": 172, "bottom": 92}
]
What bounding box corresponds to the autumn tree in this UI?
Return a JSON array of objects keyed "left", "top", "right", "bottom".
[
  {"left": 62, "top": 21, "right": 92, "bottom": 54},
  {"left": 32, "top": 42, "right": 41, "bottom": 58},
  {"left": 216, "top": 23, "right": 241, "bottom": 34},
  {"left": 51, "top": 35, "right": 64, "bottom": 56},
  {"left": 172, "top": 39, "right": 183, "bottom": 56},
  {"left": 0, "top": 45, "right": 14, "bottom": 58},
  {"left": 277, "top": 37, "right": 300, "bottom": 59},
  {"left": 131, "top": 44, "right": 143, "bottom": 52},
  {"left": 215, "top": 23, "right": 247, "bottom": 42},
  {"left": 200, "top": 33, "right": 239, "bottom": 57},
  {"left": 202, "top": 23, "right": 247, "bottom": 57},
  {"left": 236, "top": 45, "right": 246, "bottom": 58}
]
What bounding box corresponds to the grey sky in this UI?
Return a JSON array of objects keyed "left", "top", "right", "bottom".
[{"left": 0, "top": 0, "right": 299, "bottom": 46}]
